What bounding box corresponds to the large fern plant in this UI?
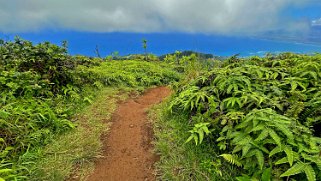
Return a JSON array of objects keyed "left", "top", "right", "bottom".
[{"left": 169, "top": 53, "right": 321, "bottom": 180}]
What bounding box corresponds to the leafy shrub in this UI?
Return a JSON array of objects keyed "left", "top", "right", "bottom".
[{"left": 169, "top": 53, "right": 321, "bottom": 180}]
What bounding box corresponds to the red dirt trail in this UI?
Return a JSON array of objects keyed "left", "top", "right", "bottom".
[{"left": 87, "top": 86, "right": 171, "bottom": 181}]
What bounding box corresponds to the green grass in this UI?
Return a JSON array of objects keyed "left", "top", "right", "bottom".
[
  {"left": 150, "top": 101, "right": 237, "bottom": 181},
  {"left": 24, "top": 87, "right": 132, "bottom": 181}
]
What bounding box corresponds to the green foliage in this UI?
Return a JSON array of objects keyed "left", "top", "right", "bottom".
[
  {"left": 152, "top": 102, "right": 237, "bottom": 180},
  {"left": 186, "top": 123, "right": 211, "bottom": 145},
  {"left": 0, "top": 38, "right": 180, "bottom": 180},
  {"left": 220, "top": 154, "right": 242, "bottom": 167},
  {"left": 0, "top": 38, "right": 83, "bottom": 180},
  {"left": 169, "top": 52, "right": 321, "bottom": 180},
  {"left": 75, "top": 60, "right": 180, "bottom": 87}
]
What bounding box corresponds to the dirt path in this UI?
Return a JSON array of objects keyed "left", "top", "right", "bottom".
[{"left": 87, "top": 86, "right": 171, "bottom": 181}]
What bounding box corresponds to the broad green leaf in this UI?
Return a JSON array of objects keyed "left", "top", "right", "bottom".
[
  {"left": 193, "top": 134, "right": 198, "bottom": 145},
  {"left": 202, "top": 125, "right": 211, "bottom": 134},
  {"left": 198, "top": 129, "right": 204, "bottom": 144},
  {"left": 261, "top": 167, "right": 272, "bottom": 181},
  {"left": 185, "top": 135, "right": 194, "bottom": 144}
]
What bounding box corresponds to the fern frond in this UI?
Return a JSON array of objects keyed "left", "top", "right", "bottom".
[
  {"left": 275, "top": 124, "right": 294, "bottom": 140},
  {"left": 280, "top": 162, "right": 305, "bottom": 177},
  {"left": 242, "top": 144, "right": 252, "bottom": 157},
  {"left": 255, "top": 150, "right": 264, "bottom": 170},
  {"left": 232, "top": 145, "right": 243, "bottom": 154},
  {"left": 275, "top": 157, "right": 288, "bottom": 165},
  {"left": 220, "top": 154, "right": 243, "bottom": 167},
  {"left": 249, "top": 123, "right": 265, "bottom": 133},
  {"left": 231, "top": 132, "right": 247, "bottom": 143},
  {"left": 284, "top": 146, "right": 294, "bottom": 166},
  {"left": 255, "top": 129, "right": 269, "bottom": 142},
  {"left": 268, "top": 129, "right": 281, "bottom": 146},
  {"left": 235, "top": 120, "right": 251, "bottom": 129},
  {"left": 313, "top": 159, "right": 321, "bottom": 171},
  {"left": 269, "top": 146, "right": 282, "bottom": 157},
  {"left": 237, "top": 136, "right": 253, "bottom": 145},
  {"left": 262, "top": 138, "right": 277, "bottom": 145},
  {"left": 304, "top": 164, "right": 316, "bottom": 181}
]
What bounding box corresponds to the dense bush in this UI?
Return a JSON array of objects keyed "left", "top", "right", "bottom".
[{"left": 169, "top": 53, "right": 321, "bottom": 180}]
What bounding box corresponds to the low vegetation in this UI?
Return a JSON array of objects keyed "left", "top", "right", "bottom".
[
  {"left": 1, "top": 37, "right": 321, "bottom": 181},
  {"left": 168, "top": 53, "right": 321, "bottom": 180},
  {"left": 28, "top": 88, "right": 131, "bottom": 181},
  {"left": 151, "top": 102, "right": 237, "bottom": 181},
  {"left": 0, "top": 38, "right": 179, "bottom": 180}
]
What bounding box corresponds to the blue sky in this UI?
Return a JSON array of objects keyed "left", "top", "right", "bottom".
[
  {"left": 285, "top": 2, "right": 321, "bottom": 19},
  {"left": 1, "top": 0, "right": 321, "bottom": 56}
]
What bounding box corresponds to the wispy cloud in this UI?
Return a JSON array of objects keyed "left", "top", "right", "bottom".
[
  {"left": 312, "top": 18, "right": 321, "bottom": 26},
  {"left": 0, "top": 0, "right": 316, "bottom": 34}
]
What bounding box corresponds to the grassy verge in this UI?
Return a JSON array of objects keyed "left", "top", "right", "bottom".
[
  {"left": 25, "top": 87, "right": 133, "bottom": 181},
  {"left": 150, "top": 101, "right": 237, "bottom": 181}
]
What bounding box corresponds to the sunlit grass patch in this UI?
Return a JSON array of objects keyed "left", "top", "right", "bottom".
[{"left": 27, "top": 88, "right": 130, "bottom": 181}]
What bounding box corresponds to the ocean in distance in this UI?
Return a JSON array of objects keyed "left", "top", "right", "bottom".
[{"left": 2, "top": 31, "right": 321, "bottom": 57}]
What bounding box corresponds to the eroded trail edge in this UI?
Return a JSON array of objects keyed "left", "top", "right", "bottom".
[{"left": 88, "top": 86, "right": 171, "bottom": 181}]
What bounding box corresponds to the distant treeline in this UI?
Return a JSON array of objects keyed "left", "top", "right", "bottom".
[
  {"left": 158, "top": 50, "right": 220, "bottom": 60},
  {"left": 111, "top": 50, "right": 223, "bottom": 61}
]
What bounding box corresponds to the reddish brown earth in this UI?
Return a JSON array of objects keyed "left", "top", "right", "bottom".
[{"left": 87, "top": 86, "right": 171, "bottom": 181}]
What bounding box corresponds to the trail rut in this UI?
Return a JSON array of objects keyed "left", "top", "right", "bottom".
[{"left": 87, "top": 86, "right": 171, "bottom": 181}]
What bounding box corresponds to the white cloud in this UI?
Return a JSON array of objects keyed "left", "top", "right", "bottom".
[
  {"left": 0, "top": 0, "right": 314, "bottom": 34},
  {"left": 312, "top": 18, "right": 321, "bottom": 26}
]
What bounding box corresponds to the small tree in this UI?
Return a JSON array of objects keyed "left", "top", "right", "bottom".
[
  {"left": 175, "top": 51, "right": 182, "bottom": 65},
  {"left": 95, "top": 45, "right": 101, "bottom": 58},
  {"left": 62, "top": 40, "right": 68, "bottom": 55},
  {"left": 142, "top": 39, "right": 147, "bottom": 60}
]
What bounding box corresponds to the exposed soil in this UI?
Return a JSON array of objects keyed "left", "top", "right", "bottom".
[{"left": 87, "top": 86, "right": 171, "bottom": 181}]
